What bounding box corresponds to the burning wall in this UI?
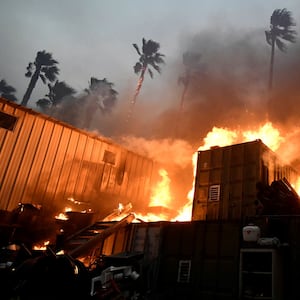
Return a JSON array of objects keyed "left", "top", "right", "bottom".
[
  {"left": 192, "top": 139, "right": 300, "bottom": 221},
  {"left": 0, "top": 97, "right": 160, "bottom": 218}
]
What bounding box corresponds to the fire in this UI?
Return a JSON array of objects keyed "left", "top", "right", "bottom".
[
  {"left": 55, "top": 207, "right": 72, "bottom": 220},
  {"left": 242, "top": 122, "right": 284, "bottom": 152},
  {"left": 33, "top": 240, "right": 50, "bottom": 251},
  {"left": 198, "top": 122, "right": 282, "bottom": 152},
  {"left": 172, "top": 121, "right": 291, "bottom": 221},
  {"left": 149, "top": 169, "right": 171, "bottom": 207},
  {"left": 109, "top": 121, "right": 300, "bottom": 223}
]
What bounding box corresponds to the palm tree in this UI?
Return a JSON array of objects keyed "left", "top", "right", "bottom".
[
  {"left": 21, "top": 50, "right": 60, "bottom": 106},
  {"left": 0, "top": 79, "right": 18, "bottom": 102},
  {"left": 83, "top": 77, "right": 118, "bottom": 128},
  {"left": 36, "top": 80, "right": 76, "bottom": 112},
  {"left": 127, "top": 38, "right": 165, "bottom": 122},
  {"left": 175, "top": 52, "right": 203, "bottom": 138},
  {"left": 178, "top": 51, "right": 203, "bottom": 113},
  {"left": 265, "top": 8, "right": 296, "bottom": 90}
]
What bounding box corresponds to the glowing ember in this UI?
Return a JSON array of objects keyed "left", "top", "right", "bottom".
[
  {"left": 134, "top": 212, "right": 169, "bottom": 222},
  {"left": 33, "top": 240, "right": 50, "bottom": 251},
  {"left": 55, "top": 207, "right": 72, "bottom": 220}
]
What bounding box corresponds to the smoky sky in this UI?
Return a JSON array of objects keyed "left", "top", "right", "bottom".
[
  {"left": 2, "top": 1, "right": 300, "bottom": 212},
  {"left": 100, "top": 27, "right": 300, "bottom": 145}
]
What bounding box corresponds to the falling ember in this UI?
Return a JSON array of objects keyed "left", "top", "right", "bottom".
[{"left": 149, "top": 169, "right": 171, "bottom": 207}]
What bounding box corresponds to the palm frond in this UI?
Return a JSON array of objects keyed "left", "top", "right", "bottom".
[
  {"left": 133, "top": 43, "right": 141, "bottom": 56},
  {"left": 148, "top": 68, "right": 153, "bottom": 78},
  {"left": 43, "top": 66, "right": 60, "bottom": 82},
  {"left": 0, "top": 79, "right": 16, "bottom": 94},
  {"left": 275, "top": 38, "right": 287, "bottom": 52},
  {"left": 149, "top": 62, "right": 161, "bottom": 74},
  {"left": 39, "top": 74, "right": 46, "bottom": 84},
  {"left": 282, "top": 30, "right": 297, "bottom": 43},
  {"left": 265, "top": 31, "right": 273, "bottom": 45},
  {"left": 153, "top": 53, "right": 165, "bottom": 64},
  {"left": 133, "top": 62, "right": 142, "bottom": 74}
]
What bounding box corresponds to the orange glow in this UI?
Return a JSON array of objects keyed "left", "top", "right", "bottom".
[
  {"left": 149, "top": 169, "right": 171, "bottom": 207},
  {"left": 134, "top": 212, "right": 169, "bottom": 222},
  {"left": 55, "top": 207, "right": 72, "bottom": 220},
  {"left": 33, "top": 240, "right": 50, "bottom": 251},
  {"left": 198, "top": 122, "right": 283, "bottom": 152},
  {"left": 106, "top": 121, "right": 300, "bottom": 223},
  {"left": 172, "top": 121, "right": 292, "bottom": 221}
]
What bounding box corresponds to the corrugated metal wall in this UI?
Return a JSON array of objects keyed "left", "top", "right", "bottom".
[
  {"left": 192, "top": 140, "right": 299, "bottom": 221},
  {"left": 0, "top": 98, "right": 158, "bottom": 214}
]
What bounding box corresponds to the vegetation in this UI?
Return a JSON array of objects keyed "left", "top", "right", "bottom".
[
  {"left": 178, "top": 51, "right": 203, "bottom": 113},
  {"left": 21, "top": 50, "right": 60, "bottom": 106},
  {"left": 0, "top": 79, "right": 18, "bottom": 102},
  {"left": 128, "top": 38, "right": 165, "bottom": 122},
  {"left": 36, "top": 80, "right": 76, "bottom": 112},
  {"left": 82, "top": 77, "right": 118, "bottom": 128},
  {"left": 265, "top": 8, "right": 297, "bottom": 90}
]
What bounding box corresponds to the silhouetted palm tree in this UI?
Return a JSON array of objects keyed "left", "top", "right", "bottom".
[
  {"left": 0, "top": 79, "right": 18, "bottom": 102},
  {"left": 128, "top": 38, "right": 165, "bottom": 122},
  {"left": 83, "top": 77, "right": 118, "bottom": 128},
  {"left": 21, "top": 50, "right": 60, "bottom": 106},
  {"left": 36, "top": 80, "right": 76, "bottom": 111},
  {"left": 178, "top": 52, "right": 203, "bottom": 113},
  {"left": 265, "top": 8, "right": 296, "bottom": 90},
  {"left": 175, "top": 52, "right": 203, "bottom": 138}
]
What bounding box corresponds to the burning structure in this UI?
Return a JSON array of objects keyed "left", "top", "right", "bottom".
[
  {"left": 192, "top": 139, "right": 300, "bottom": 221},
  {"left": 3, "top": 95, "right": 300, "bottom": 299},
  {"left": 0, "top": 97, "right": 160, "bottom": 218}
]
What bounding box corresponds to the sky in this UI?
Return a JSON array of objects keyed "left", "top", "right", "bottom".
[
  {"left": 2, "top": 0, "right": 300, "bottom": 213},
  {"left": 1, "top": 0, "right": 300, "bottom": 146},
  {"left": 1, "top": 1, "right": 299, "bottom": 107}
]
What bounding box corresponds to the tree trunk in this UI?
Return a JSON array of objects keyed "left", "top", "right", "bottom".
[
  {"left": 126, "top": 67, "right": 146, "bottom": 123},
  {"left": 173, "top": 78, "right": 190, "bottom": 139},
  {"left": 268, "top": 39, "right": 275, "bottom": 91},
  {"left": 21, "top": 66, "right": 41, "bottom": 106}
]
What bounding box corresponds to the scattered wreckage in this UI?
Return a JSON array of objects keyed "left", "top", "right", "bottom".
[{"left": 0, "top": 204, "right": 143, "bottom": 299}]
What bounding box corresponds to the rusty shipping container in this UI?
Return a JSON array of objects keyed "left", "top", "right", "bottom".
[
  {"left": 0, "top": 97, "right": 159, "bottom": 216},
  {"left": 89, "top": 220, "right": 241, "bottom": 300},
  {"left": 192, "top": 140, "right": 300, "bottom": 221}
]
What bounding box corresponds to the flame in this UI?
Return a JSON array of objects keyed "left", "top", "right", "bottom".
[
  {"left": 106, "top": 121, "right": 300, "bottom": 223},
  {"left": 55, "top": 207, "right": 72, "bottom": 220},
  {"left": 172, "top": 121, "right": 289, "bottom": 221},
  {"left": 149, "top": 169, "right": 171, "bottom": 207},
  {"left": 198, "top": 122, "right": 283, "bottom": 152},
  {"left": 33, "top": 240, "right": 50, "bottom": 251}
]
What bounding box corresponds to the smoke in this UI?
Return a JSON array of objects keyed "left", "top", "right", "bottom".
[{"left": 47, "top": 26, "right": 300, "bottom": 212}]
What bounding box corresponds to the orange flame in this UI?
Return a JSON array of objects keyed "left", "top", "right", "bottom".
[
  {"left": 172, "top": 121, "right": 292, "bottom": 221},
  {"left": 149, "top": 169, "right": 171, "bottom": 207},
  {"left": 33, "top": 240, "right": 50, "bottom": 251},
  {"left": 55, "top": 207, "right": 72, "bottom": 220}
]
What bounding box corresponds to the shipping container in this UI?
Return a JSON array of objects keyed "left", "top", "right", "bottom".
[
  {"left": 192, "top": 140, "right": 300, "bottom": 221},
  {"left": 0, "top": 97, "right": 160, "bottom": 217}
]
